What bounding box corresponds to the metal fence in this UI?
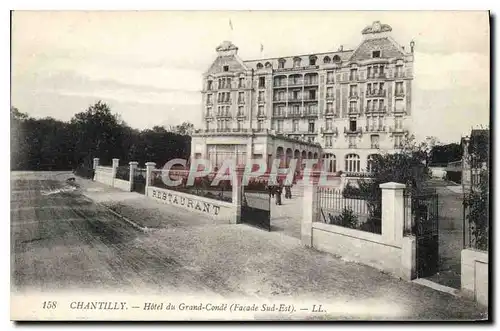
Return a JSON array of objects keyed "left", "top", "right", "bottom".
[
  {"left": 115, "top": 165, "right": 130, "bottom": 181},
  {"left": 463, "top": 169, "right": 489, "bottom": 251},
  {"left": 403, "top": 189, "right": 439, "bottom": 236},
  {"left": 149, "top": 170, "right": 233, "bottom": 203},
  {"left": 317, "top": 188, "right": 381, "bottom": 234}
]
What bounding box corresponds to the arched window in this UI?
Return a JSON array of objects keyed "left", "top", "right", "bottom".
[
  {"left": 345, "top": 154, "right": 360, "bottom": 172},
  {"left": 323, "top": 153, "right": 336, "bottom": 172},
  {"left": 278, "top": 58, "right": 286, "bottom": 69},
  {"left": 309, "top": 55, "right": 317, "bottom": 66},
  {"left": 323, "top": 56, "right": 331, "bottom": 64},
  {"left": 256, "top": 63, "right": 263, "bottom": 69},
  {"left": 293, "top": 57, "right": 302, "bottom": 68},
  {"left": 367, "top": 154, "right": 378, "bottom": 172},
  {"left": 332, "top": 55, "right": 341, "bottom": 62},
  {"left": 265, "top": 61, "right": 272, "bottom": 68}
]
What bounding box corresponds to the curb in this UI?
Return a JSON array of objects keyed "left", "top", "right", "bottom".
[{"left": 80, "top": 193, "right": 154, "bottom": 233}]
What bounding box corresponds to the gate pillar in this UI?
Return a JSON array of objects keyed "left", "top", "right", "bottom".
[
  {"left": 231, "top": 165, "right": 244, "bottom": 224},
  {"left": 129, "top": 161, "right": 138, "bottom": 192},
  {"left": 112, "top": 158, "right": 120, "bottom": 186},
  {"left": 301, "top": 173, "right": 319, "bottom": 247},
  {"left": 380, "top": 182, "right": 406, "bottom": 246},
  {"left": 145, "top": 162, "right": 156, "bottom": 196}
]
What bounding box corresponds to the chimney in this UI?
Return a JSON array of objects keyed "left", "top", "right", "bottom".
[{"left": 410, "top": 40, "right": 415, "bottom": 53}]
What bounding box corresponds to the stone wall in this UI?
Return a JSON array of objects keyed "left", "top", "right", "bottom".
[{"left": 461, "top": 249, "right": 488, "bottom": 307}]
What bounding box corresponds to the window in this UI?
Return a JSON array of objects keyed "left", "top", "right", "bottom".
[
  {"left": 326, "top": 118, "right": 333, "bottom": 130},
  {"left": 237, "top": 120, "right": 243, "bottom": 130},
  {"left": 278, "top": 58, "right": 286, "bottom": 69},
  {"left": 349, "top": 85, "right": 357, "bottom": 97},
  {"left": 259, "top": 77, "right": 266, "bottom": 88},
  {"left": 308, "top": 120, "right": 315, "bottom": 133},
  {"left": 257, "top": 120, "right": 264, "bottom": 131},
  {"left": 395, "top": 116, "right": 403, "bottom": 129},
  {"left": 265, "top": 62, "right": 272, "bottom": 68},
  {"left": 256, "top": 63, "right": 263, "bottom": 69},
  {"left": 370, "top": 135, "right": 380, "bottom": 149},
  {"left": 238, "top": 92, "right": 244, "bottom": 103},
  {"left": 327, "top": 71, "right": 334, "bottom": 83},
  {"left": 292, "top": 90, "right": 299, "bottom": 100},
  {"left": 395, "top": 65, "right": 403, "bottom": 78},
  {"left": 258, "top": 91, "right": 265, "bottom": 102},
  {"left": 350, "top": 68, "right": 358, "bottom": 80},
  {"left": 308, "top": 136, "right": 315, "bottom": 143},
  {"left": 345, "top": 154, "right": 360, "bottom": 172},
  {"left": 394, "top": 135, "right": 403, "bottom": 148},
  {"left": 207, "top": 80, "right": 213, "bottom": 90},
  {"left": 367, "top": 100, "right": 372, "bottom": 112},
  {"left": 367, "top": 154, "right": 377, "bottom": 172},
  {"left": 258, "top": 105, "right": 264, "bottom": 117},
  {"left": 238, "top": 106, "right": 244, "bottom": 116},
  {"left": 223, "top": 65, "right": 229, "bottom": 72},
  {"left": 309, "top": 89, "right": 316, "bottom": 100},
  {"left": 239, "top": 78, "right": 245, "bottom": 88},
  {"left": 206, "top": 107, "right": 212, "bottom": 117},
  {"left": 326, "top": 102, "right": 334, "bottom": 114},
  {"left": 293, "top": 57, "right": 301, "bottom": 67},
  {"left": 349, "top": 120, "right": 357, "bottom": 132},
  {"left": 372, "top": 50, "right": 380, "bottom": 58},
  {"left": 309, "top": 56, "right": 317, "bottom": 66},
  {"left": 332, "top": 55, "right": 341, "bottom": 62},
  {"left": 293, "top": 119, "right": 299, "bottom": 132},
  {"left": 326, "top": 87, "right": 334, "bottom": 98},
  {"left": 205, "top": 121, "right": 210, "bottom": 131},
  {"left": 396, "top": 82, "right": 404, "bottom": 95},
  {"left": 292, "top": 104, "right": 300, "bottom": 115},
  {"left": 323, "top": 56, "right": 331, "bottom": 64},
  {"left": 277, "top": 120, "right": 283, "bottom": 132},
  {"left": 206, "top": 94, "right": 213, "bottom": 104},
  {"left": 349, "top": 101, "right": 357, "bottom": 113},
  {"left": 325, "top": 136, "right": 333, "bottom": 147}
]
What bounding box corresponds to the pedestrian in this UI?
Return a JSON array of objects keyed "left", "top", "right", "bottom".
[
  {"left": 275, "top": 179, "right": 283, "bottom": 205},
  {"left": 284, "top": 178, "right": 292, "bottom": 199}
]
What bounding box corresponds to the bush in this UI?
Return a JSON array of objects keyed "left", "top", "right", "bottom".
[
  {"left": 342, "top": 184, "right": 365, "bottom": 199},
  {"left": 445, "top": 170, "right": 462, "bottom": 184},
  {"left": 328, "top": 208, "right": 358, "bottom": 229}
]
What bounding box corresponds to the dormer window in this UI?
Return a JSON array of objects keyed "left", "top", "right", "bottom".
[
  {"left": 256, "top": 63, "right": 263, "bottom": 69},
  {"left": 265, "top": 62, "right": 272, "bottom": 68},
  {"left": 278, "top": 58, "right": 286, "bottom": 69},
  {"left": 223, "top": 65, "right": 229, "bottom": 72},
  {"left": 293, "top": 57, "right": 301, "bottom": 68},
  {"left": 372, "top": 51, "right": 381, "bottom": 58},
  {"left": 309, "top": 55, "right": 317, "bottom": 66},
  {"left": 323, "top": 56, "right": 331, "bottom": 64}
]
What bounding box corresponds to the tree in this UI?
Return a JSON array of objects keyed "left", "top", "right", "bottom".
[
  {"left": 169, "top": 121, "right": 194, "bottom": 136},
  {"left": 431, "top": 143, "right": 462, "bottom": 165}
]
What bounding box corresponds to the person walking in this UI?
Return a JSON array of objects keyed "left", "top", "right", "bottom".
[
  {"left": 275, "top": 179, "right": 283, "bottom": 205},
  {"left": 284, "top": 177, "right": 292, "bottom": 199}
]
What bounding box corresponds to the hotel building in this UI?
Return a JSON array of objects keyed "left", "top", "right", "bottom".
[{"left": 191, "top": 21, "right": 415, "bottom": 173}]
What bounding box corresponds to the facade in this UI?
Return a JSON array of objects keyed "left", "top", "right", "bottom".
[{"left": 192, "top": 21, "right": 415, "bottom": 172}]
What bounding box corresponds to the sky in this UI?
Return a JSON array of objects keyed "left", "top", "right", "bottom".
[{"left": 11, "top": 10, "right": 490, "bottom": 143}]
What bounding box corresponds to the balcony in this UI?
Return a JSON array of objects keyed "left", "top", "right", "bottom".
[
  {"left": 326, "top": 79, "right": 335, "bottom": 84},
  {"left": 215, "top": 112, "right": 232, "bottom": 118},
  {"left": 371, "top": 143, "right": 380, "bottom": 149},
  {"left": 348, "top": 93, "right": 359, "bottom": 100},
  {"left": 303, "top": 96, "right": 318, "bottom": 102},
  {"left": 365, "top": 125, "right": 386, "bottom": 133},
  {"left": 257, "top": 98, "right": 266, "bottom": 104},
  {"left": 366, "top": 73, "right": 387, "bottom": 80},
  {"left": 348, "top": 142, "right": 357, "bottom": 149},
  {"left": 288, "top": 97, "right": 302, "bottom": 103},
  {"left": 324, "top": 111, "right": 338, "bottom": 118},
  {"left": 395, "top": 90, "right": 405, "bottom": 98},
  {"left": 389, "top": 127, "right": 408, "bottom": 135},
  {"left": 321, "top": 127, "right": 339, "bottom": 136},
  {"left": 326, "top": 93, "right": 335, "bottom": 100},
  {"left": 238, "top": 84, "right": 246, "bottom": 89},
  {"left": 218, "top": 99, "right": 232, "bottom": 105},
  {"left": 237, "top": 99, "right": 245, "bottom": 104},
  {"left": 273, "top": 81, "right": 287, "bottom": 88},
  {"left": 394, "top": 71, "right": 405, "bottom": 79},
  {"left": 365, "top": 106, "right": 387, "bottom": 114},
  {"left": 393, "top": 108, "right": 406, "bottom": 114},
  {"left": 204, "top": 113, "right": 213, "bottom": 119},
  {"left": 236, "top": 112, "right": 246, "bottom": 118},
  {"left": 273, "top": 97, "right": 287, "bottom": 103},
  {"left": 304, "top": 110, "right": 318, "bottom": 118},
  {"left": 287, "top": 111, "right": 302, "bottom": 118},
  {"left": 288, "top": 80, "right": 303, "bottom": 87},
  {"left": 348, "top": 107, "right": 360, "bottom": 115},
  {"left": 303, "top": 80, "right": 319, "bottom": 86},
  {"left": 366, "top": 89, "right": 386, "bottom": 97},
  {"left": 272, "top": 111, "right": 285, "bottom": 118},
  {"left": 344, "top": 126, "right": 363, "bottom": 135},
  {"left": 215, "top": 128, "right": 232, "bottom": 133},
  {"left": 256, "top": 112, "right": 266, "bottom": 118}
]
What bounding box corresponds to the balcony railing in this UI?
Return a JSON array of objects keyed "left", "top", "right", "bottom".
[
  {"left": 215, "top": 128, "right": 232, "bottom": 132},
  {"left": 287, "top": 111, "right": 302, "bottom": 118},
  {"left": 395, "top": 90, "right": 405, "bottom": 98},
  {"left": 304, "top": 110, "right": 318, "bottom": 117},
  {"left": 256, "top": 112, "right": 266, "bottom": 118},
  {"left": 348, "top": 93, "right": 359, "bottom": 99},
  {"left": 273, "top": 81, "right": 287, "bottom": 88},
  {"left": 344, "top": 126, "right": 363, "bottom": 134},
  {"left": 394, "top": 72, "right": 405, "bottom": 78},
  {"left": 349, "top": 75, "right": 359, "bottom": 82},
  {"left": 288, "top": 97, "right": 302, "bottom": 102},
  {"left": 326, "top": 93, "right": 335, "bottom": 100},
  {"left": 367, "top": 73, "right": 387, "bottom": 80},
  {"left": 237, "top": 99, "right": 245, "bottom": 104},
  {"left": 257, "top": 98, "right": 266, "bottom": 103},
  {"left": 218, "top": 99, "right": 232, "bottom": 104},
  {"left": 366, "top": 89, "right": 386, "bottom": 97},
  {"left": 324, "top": 111, "right": 339, "bottom": 118},
  {"left": 288, "top": 80, "right": 303, "bottom": 86},
  {"left": 348, "top": 142, "right": 357, "bottom": 148},
  {"left": 348, "top": 107, "right": 359, "bottom": 114},
  {"left": 303, "top": 96, "right": 318, "bottom": 101},
  {"left": 237, "top": 112, "right": 245, "bottom": 117},
  {"left": 273, "top": 97, "right": 287, "bottom": 103},
  {"left": 389, "top": 127, "right": 407, "bottom": 134},
  {"left": 365, "top": 125, "right": 386, "bottom": 133},
  {"left": 272, "top": 112, "right": 285, "bottom": 117},
  {"left": 321, "top": 127, "right": 338, "bottom": 136},
  {"left": 365, "top": 106, "right": 387, "bottom": 113},
  {"left": 371, "top": 144, "right": 380, "bottom": 149},
  {"left": 326, "top": 79, "right": 335, "bottom": 84},
  {"left": 303, "top": 80, "right": 319, "bottom": 86},
  {"left": 393, "top": 108, "right": 406, "bottom": 114},
  {"left": 216, "top": 112, "right": 232, "bottom": 118}
]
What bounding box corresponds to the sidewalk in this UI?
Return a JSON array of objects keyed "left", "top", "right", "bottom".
[{"left": 74, "top": 176, "right": 486, "bottom": 320}]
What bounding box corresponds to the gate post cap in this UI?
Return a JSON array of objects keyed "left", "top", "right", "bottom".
[
  {"left": 93, "top": 157, "right": 100, "bottom": 161},
  {"left": 379, "top": 182, "right": 406, "bottom": 189},
  {"left": 145, "top": 162, "right": 156, "bottom": 167},
  {"left": 129, "top": 161, "right": 139, "bottom": 166}
]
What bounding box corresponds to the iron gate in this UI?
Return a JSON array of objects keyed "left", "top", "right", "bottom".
[
  {"left": 406, "top": 191, "right": 439, "bottom": 278},
  {"left": 241, "top": 187, "right": 271, "bottom": 231},
  {"left": 132, "top": 168, "right": 147, "bottom": 194}
]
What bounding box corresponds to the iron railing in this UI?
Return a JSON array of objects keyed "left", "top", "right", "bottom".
[{"left": 115, "top": 165, "right": 130, "bottom": 181}]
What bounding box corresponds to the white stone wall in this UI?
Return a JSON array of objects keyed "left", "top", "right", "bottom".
[
  {"left": 147, "top": 186, "right": 236, "bottom": 224},
  {"left": 94, "top": 166, "right": 114, "bottom": 186},
  {"left": 461, "top": 249, "right": 488, "bottom": 307},
  {"left": 113, "top": 178, "right": 131, "bottom": 192}
]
